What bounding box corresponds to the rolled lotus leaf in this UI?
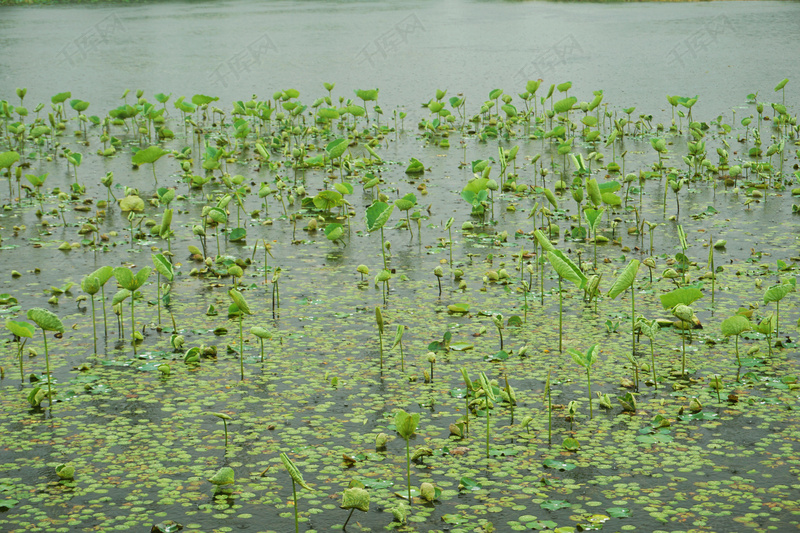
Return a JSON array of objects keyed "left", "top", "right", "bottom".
[
  {"left": 280, "top": 452, "right": 312, "bottom": 491},
  {"left": 228, "top": 289, "right": 251, "bottom": 315}
]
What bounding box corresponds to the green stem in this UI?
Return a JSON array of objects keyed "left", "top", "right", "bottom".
[
  {"left": 380, "top": 226, "right": 387, "bottom": 269},
  {"left": 91, "top": 295, "right": 97, "bottom": 355},
  {"left": 405, "top": 438, "right": 412, "bottom": 501},
  {"left": 558, "top": 276, "right": 563, "bottom": 352},
  {"left": 681, "top": 330, "right": 686, "bottom": 376},
  {"left": 239, "top": 314, "right": 244, "bottom": 380},
  {"left": 631, "top": 285, "right": 636, "bottom": 359},
  {"left": 131, "top": 296, "right": 136, "bottom": 355},
  {"left": 378, "top": 330, "right": 383, "bottom": 371},
  {"left": 735, "top": 335, "right": 741, "bottom": 367},
  {"left": 17, "top": 340, "right": 24, "bottom": 382},
  {"left": 547, "top": 370, "right": 552, "bottom": 446},
  {"left": 650, "top": 340, "right": 657, "bottom": 391},
  {"left": 156, "top": 273, "right": 162, "bottom": 326},
  {"left": 448, "top": 226, "right": 453, "bottom": 267},
  {"left": 485, "top": 405, "right": 491, "bottom": 459},
  {"left": 292, "top": 478, "right": 299, "bottom": 533},
  {"left": 43, "top": 330, "right": 52, "bottom": 407},
  {"left": 587, "top": 368, "right": 593, "bottom": 420}
]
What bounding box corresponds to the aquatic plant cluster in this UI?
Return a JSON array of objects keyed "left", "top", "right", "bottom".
[{"left": 0, "top": 80, "right": 798, "bottom": 532}]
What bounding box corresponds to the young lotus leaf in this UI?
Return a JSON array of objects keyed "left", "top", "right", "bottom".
[
  {"left": 394, "top": 193, "right": 416, "bottom": 211},
  {"left": 721, "top": 315, "right": 751, "bottom": 337},
  {"left": 159, "top": 209, "right": 173, "bottom": 239},
  {"left": 152, "top": 254, "right": 174, "bottom": 282},
  {"left": 119, "top": 195, "right": 144, "bottom": 213},
  {"left": 81, "top": 275, "right": 101, "bottom": 296},
  {"left": 553, "top": 96, "right": 577, "bottom": 114},
  {"left": 280, "top": 452, "right": 312, "bottom": 490},
  {"left": 6, "top": 319, "right": 34, "bottom": 338},
  {"left": 672, "top": 304, "right": 694, "bottom": 323},
  {"left": 606, "top": 260, "right": 640, "bottom": 299},
  {"left": 660, "top": 287, "right": 703, "bottom": 309},
  {"left": 325, "top": 138, "right": 348, "bottom": 160},
  {"left": 112, "top": 289, "right": 131, "bottom": 306},
  {"left": 26, "top": 308, "right": 64, "bottom": 333},
  {"left": 207, "top": 467, "right": 234, "bottom": 486},
  {"left": 228, "top": 289, "right": 252, "bottom": 315},
  {"left": 0, "top": 151, "right": 20, "bottom": 170},
  {"left": 405, "top": 157, "right": 425, "bottom": 174},
  {"left": 547, "top": 250, "right": 585, "bottom": 287},
  {"left": 191, "top": 94, "right": 219, "bottom": 106},
  {"left": 324, "top": 223, "right": 344, "bottom": 242},
  {"left": 586, "top": 178, "right": 602, "bottom": 206},
  {"left": 763, "top": 283, "right": 793, "bottom": 304},
  {"left": 313, "top": 190, "right": 343, "bottom": 211},
  {"left": 533, "top": 229, "right": 556, "bottom": 252},
  {"left": 250, "top": 326, "right": 271, "bottom": 339},
  {"left": 394, "top": 409, "right": 419, "bottom": 439},
  {"left": 132, "top": 146, "right": 169, "bottom": 165},
  {"left": 340, "top": 487, "right": 370, "bottom": 512},
  {"left": 365, "top": 201, "right": 394, "bottom": 232},
  {"left": 114, "top": 266, "right": 151, "bottom": 291},
  {"left": 392, "top": 324, "right": 404, "bottom": 349},
  {"left": 334, "top": 182, "right": 353, "bottom": 196},
  {"left": 543, "top": 187, "right": 558, "bottom": 208},
  {"left": 584, "top": 208, "right": 604, "bottom": 232}
]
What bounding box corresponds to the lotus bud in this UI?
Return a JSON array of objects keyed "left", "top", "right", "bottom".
[
  {"left": 453, "top": 268, "right": 463, "bottom": 280},
  {"left": 375, "top": 432, "right": 389, "bottom": 450},
  {"left": 433, "top": 266, "right": 443, "bottom": 278}
]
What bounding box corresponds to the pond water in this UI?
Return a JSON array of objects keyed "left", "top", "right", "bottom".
[
  {"left": 2, "top": 0, "right": 800, "bottom": 116},
  {"left": 0, "top": 1, "right": 799, "bottom": 533}
]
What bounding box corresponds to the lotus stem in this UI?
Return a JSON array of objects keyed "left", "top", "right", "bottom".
[
  {"left": 650, "top": 339, "right": 657, "bottom": 391},
  {"left": 405, "top": 438, "right": 412, "bottom": 501},
  {"left": 485, "top": 404, "right": 491, "bottom": 459},
  {"left": 587, "top": 368, "right": 593, "bottom": 420},
  {"left": 343, "top": 508, "right": 356, "bottom": 529},
  {"left": 42, "top": 330, "right": 52, "bottom": 407},
  {"left": 291, "top": 478, "right": 299, "bottom": 533},
  {"left": 91, "top": 295, "right": 97, "bottom": 355},
  {"left": 239, "top": 313, "right": 244, "bottom": 380}
]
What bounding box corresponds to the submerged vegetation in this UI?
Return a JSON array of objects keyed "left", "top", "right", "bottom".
[{"left": 0, "top": 77, "right": 799, "bottom": 532}]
